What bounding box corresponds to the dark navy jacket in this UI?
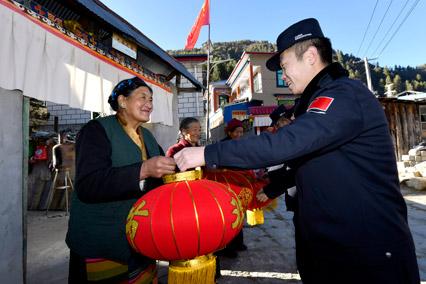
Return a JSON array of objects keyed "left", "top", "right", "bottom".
[{"left": 205, "top": 63, "right": 414, "bottom": 262}]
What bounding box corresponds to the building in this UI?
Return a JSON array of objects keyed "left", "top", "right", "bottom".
[
  {"left": 208, "top": 52, "right": 295, "bottom": 140},
  {"left": 226, "top": 51, "right": 294, "bottom": 106},
  {"left": 379, "top": 91, "right": 426, "bottom": 160},
  {"left": 174, "top": 53, "right": 207, "bottom": 144},
  {"left": 0, "top": 0, "right": 202, "bottom": 281}
]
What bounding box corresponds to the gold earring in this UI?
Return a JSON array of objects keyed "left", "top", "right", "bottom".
[{"left": 120, "top": 104, "right": 126, "bottom": 108}]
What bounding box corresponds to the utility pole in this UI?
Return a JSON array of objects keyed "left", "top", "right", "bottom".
[
  {"left": 355, "top": 57, "right": 377, "bottom": 94},
  {"left": 364, "top": 57, "right": 374, "bottom": 93}
]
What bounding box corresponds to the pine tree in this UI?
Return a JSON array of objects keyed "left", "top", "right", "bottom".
[{"left": 393, "top": 75, "right": 402, "bottom": 94}]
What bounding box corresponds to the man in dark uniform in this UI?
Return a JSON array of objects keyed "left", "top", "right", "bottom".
[{"left": 175, "top": 18, "right": 420, "bottom": 283}]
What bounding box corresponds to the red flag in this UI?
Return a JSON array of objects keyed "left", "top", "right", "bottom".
[{"left": 184, "top": 0, "right": 210, "bottom": 50}]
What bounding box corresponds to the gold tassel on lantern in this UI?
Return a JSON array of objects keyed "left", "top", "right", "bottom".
[
  {"left": 246, "top": 208, "right": 264, "bottom": 226},
  {"left": 168, "top": 254, "right": 216, "bottom": 284},
  {"left": 264, "top": 198, "right": 278, "bottom": 211}
]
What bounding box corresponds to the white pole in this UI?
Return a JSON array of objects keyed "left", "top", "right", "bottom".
[
  {"left": 364, "top": 57, "right": 374, "bottom": 93},
  {"left": 205, "top": 21, "right": 211, "bottom": 142}
]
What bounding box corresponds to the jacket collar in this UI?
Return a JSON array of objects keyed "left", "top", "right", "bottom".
[
  {"left": 294, "top": 62, "right": 348, "bottom": 117},
  {"left": 178, "top": 138, "right": 194, "bottom": 147}
]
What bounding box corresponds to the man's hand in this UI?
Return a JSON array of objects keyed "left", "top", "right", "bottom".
[
  {"left": 174, "top": 147, "right": 206, "bottom": 171},
  {"left": 256, "top": 188, "right": 269, "bottom": 203},
  {"left": 140, "top": 156, "right": 176, "bottom": 179}
]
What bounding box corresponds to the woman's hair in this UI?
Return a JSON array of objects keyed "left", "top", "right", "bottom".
[
  {"left": 108, "top": 77, "right": 153, "bottom": 111},
  {"left": 179, "top": 117, "right": 200, "bottom": 131},
  {"left": 177, "top": 117, "right": 200, "bottom": 142}
]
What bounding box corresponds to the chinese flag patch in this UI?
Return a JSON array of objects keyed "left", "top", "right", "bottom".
[{"left": 307, "top": 96, "right": 334, "bottom": 112}]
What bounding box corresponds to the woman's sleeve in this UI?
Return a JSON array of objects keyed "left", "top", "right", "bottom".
[{"left": 74, "top": 120, "right": 143, "bottom": 203}]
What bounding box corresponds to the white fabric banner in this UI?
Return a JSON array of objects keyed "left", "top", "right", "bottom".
[{"left": 0, "top": 2, "right": 173, "bottom": 125}]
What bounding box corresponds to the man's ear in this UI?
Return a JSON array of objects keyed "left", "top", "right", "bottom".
[{"left": 305, "top": 46, "right": 318, "bottom": 65}]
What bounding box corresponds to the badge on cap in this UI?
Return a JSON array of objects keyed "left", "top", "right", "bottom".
[{"left": 307, "top": 96, "right": 334, "bottom": 113}]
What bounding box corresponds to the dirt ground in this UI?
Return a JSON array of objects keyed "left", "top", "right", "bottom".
[{"left": 26, "top": 188, "right": 426, "bottom": 283}]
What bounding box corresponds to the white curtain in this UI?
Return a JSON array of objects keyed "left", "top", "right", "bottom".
[{"left": 0, "top": 1, "right": 173, "bottom": 126}]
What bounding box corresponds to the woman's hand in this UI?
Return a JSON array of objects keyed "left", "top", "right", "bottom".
[
  {"left": 256, "top": 188, "right": 269, "bottom": 203},
  {"left": 140, "top": 156, "right": 176, "bottom": 179}
]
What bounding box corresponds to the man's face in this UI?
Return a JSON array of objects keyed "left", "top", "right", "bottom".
[{"left": 279, "top": 48, "right": 311, "bottom": 95}]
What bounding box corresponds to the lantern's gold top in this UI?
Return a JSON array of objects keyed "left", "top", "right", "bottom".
[{"left": 162, "top": 167, "right": 203, "bottom": 184}]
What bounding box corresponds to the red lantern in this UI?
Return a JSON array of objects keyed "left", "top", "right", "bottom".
[
  {"left": 126, "top": 169, "right": 244, "bottom": 261},
  {"left": 203, "top": 169, "right": 271, "bottom": 210}
]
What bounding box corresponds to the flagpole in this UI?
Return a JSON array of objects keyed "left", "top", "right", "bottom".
[{"left": 205, "top": 4, "right": 211, "bottom": 143}]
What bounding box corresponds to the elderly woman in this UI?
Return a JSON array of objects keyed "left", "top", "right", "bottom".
[
  {"left": 66, "top": 77, "right": 176, "bottom": 283},
  {"left": 222, "top": 118, "right": 244, "bottom": 141},
  {"left": 166, "top": 117, "right": 201, "bottom": 158}
]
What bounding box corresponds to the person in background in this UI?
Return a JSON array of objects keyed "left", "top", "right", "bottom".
[
  {"left": 66, "top": 77, "right": 176, "bottom": 283},
  {"left": 166, "top": 117, "right": 201, "bottom": 158},
  {"left": 255, "top": 104, "right": 308, "bottom": 277},
  {"left": 222, "top": 118, "right": 244, "bottom": 141},
  {"left": 52, "top": 130, "right": 75, "bottom": 174},
  {"left": 256, "top": 104, "right": 295, "bottom": 207},
  {"left": 175, "top": 18, "right": 420, "bottom": 283}
]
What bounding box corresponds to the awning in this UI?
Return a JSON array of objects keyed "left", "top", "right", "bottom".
[
  {"left": 249, "top": 105, "right": 277, "bottom": 115},
  {"left": 252, "top": 116, "right": 272, "bottom": 127},
  {"left": 0, "top": 1, "right": 173, "bottom": 125},
  {"left": 75, "top": 0, "right": 203, "bottom": 91}
]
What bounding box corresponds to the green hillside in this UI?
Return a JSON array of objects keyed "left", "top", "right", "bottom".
[{"left": 170, "top": 40, "right": 426, "bottom": 95}]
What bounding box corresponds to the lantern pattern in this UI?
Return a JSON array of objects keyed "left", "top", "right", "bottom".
[
  {"left": 203, "top": 169, "right": 271, "bottom": 210},
  {"left": 126, "top": 170, "right": 245, "bottom": 261}
]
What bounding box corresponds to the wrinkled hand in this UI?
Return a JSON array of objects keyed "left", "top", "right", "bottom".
[
  {"left": 256, "top": 189, "right": 269, "bottom": 203},
  {"left": 174, "top": 147, "right": 206, "bottom": 171},
  {"left": 140, "top": 156, "right": 176, "bottom": 179}
]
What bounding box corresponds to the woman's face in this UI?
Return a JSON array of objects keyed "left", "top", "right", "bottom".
[
  {"left": 228, "top": 126, "right": 244, "bottom": 140},
  {"left": 121, "top": 86, "right": 153, "bottom": 124},
  {"left": 183, "top": 122, "right": 201, "bottom": 145}
]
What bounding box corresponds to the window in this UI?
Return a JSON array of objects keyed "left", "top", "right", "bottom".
[
  {"left": 420, "top": 105, "right": 426, "bottom": 138},
  {"left": 218, "top": 94, "right": 229, "bottom": 108},
  {"left": 253, "top": 73, "right": 262, "bottom": 93},
  {"left": 276, "top": 70, "right": 287, "bottom": 87}
]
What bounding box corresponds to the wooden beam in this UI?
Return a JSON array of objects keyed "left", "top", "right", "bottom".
[
  {"left": 166, "top": 71, "right": 177, "bottom": 82},
  {"left": 177, "top": 87, "right": 200, "bottom": 93}
]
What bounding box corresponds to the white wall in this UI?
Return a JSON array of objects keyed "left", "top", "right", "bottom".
[
  {"left": 0, "top": 87, "right": 24, "bottom": 283},
  {"left": 143, "top": 87, "right": 180, "bottom": 152},
  {"left": 45, "top": 102, "right": 92, "bottom": 126}
]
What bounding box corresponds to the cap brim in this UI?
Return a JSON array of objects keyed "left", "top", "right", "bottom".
[{"left": 266, "top": 52, "right": 282, "bottom": 71}]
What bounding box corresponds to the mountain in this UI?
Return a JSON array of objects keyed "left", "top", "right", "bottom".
[{"left": 170, "top": 40, "right": 426, "bottom": 94}]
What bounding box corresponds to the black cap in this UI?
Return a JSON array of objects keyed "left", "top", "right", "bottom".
[
  {"left": 266, "top": 18, "right": 325, "bottom": 71},
  {"left": 269, "top": 105, "right": 294, "bottom": 126}
]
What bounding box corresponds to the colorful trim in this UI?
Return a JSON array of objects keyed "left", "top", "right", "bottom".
[
  {"left": 85, "top": 258, "right": 157, "bottom": 284},
  {"left": 1, "top": 0, "right": 172, "bottom": 93}
]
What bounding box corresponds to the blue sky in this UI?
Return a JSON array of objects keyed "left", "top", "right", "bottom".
[{"left": 101, "top": 0, "right": 425, "bottom": 68}]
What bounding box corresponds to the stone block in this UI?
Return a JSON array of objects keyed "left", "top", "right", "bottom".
[
  {"left": 404, "top": 177, "right": 426, "bottom": 191},
  {"left": 408, "top": 149, "right": 421, "bottom": 156},
  {"left": 401, "top": 155, "right": 411, "bottom": 161}
]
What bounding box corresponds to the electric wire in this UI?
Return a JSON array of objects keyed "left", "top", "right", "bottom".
[
  {"left": 378, "top": 0, "right": 421, "bottom": 58},
  {"left": 356, "top": 0, "right": 379, "bottom": 57},
  {"left": 370, "top": 0, "right": 410, "bottom": 58},
  {"left": 363, "top": 0, "right": 394, "bottom": 58}
]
